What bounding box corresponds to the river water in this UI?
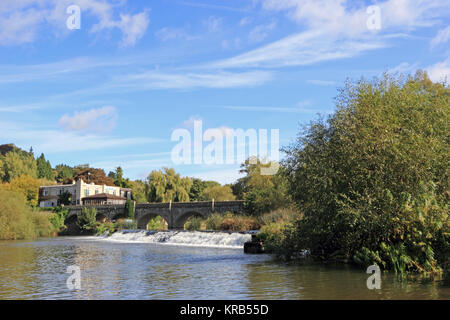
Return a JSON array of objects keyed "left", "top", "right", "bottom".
[{"left": 0, "top": 231, "right": 448, "bottom": 300}]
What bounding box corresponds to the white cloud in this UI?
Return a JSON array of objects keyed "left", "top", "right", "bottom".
[
  {"left": 248, "top": 21, "right": 276, "bottom": 43},
  {"left": 426, "top": 58, "right": 450, "bottom": 82},
  {"left": 0, "top": 0, "right": 150, "bottom": 46},
  {"left": 203, "top": 16, "right": 223, "bottom": 32},
  {"left": 430, "top": 26, "right": 450, "bottom": 47},
  {"left": 58, "top": 106, "right": 118, "bottom": 133},
  {"left": 111, "top": 70, "right": 273, "bottom": 90},
  {"left": 208, "top": 30, "right": 387, "bottom": 69}
]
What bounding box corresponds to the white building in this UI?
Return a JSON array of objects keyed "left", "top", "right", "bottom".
[{"left": 39, "top": 179, "right": 132, "bottom": 207}]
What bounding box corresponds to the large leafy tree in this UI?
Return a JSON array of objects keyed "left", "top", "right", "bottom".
[
  {"left": 201, "top": 185, "right": 236, "bottom": 201},
  {"left": 109, "top": 166, "right": 132, "bottom": 188},
  {"left": 146, "top": 167, "right": 192, "bottom": 202},
  {"left": 71, "top": 166, "right": 114, "bottom": 185},
  {"left": 281, "top": 71, "right": 449, "bottom": 274}
]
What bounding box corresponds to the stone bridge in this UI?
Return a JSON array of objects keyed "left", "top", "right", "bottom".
[{"left": 65, "top": 200, "right": 245, "bottom": 229}]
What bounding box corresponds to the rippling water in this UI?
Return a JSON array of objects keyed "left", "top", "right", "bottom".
[{"left": 0, "top": 236, "right": 448, "bottom": 300}]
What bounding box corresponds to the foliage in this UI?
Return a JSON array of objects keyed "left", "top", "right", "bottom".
[
  {"left": 201, "top": 185, "right": 236, "bottom": 201},
  {"left": 95, "top": 221, "right": 116, "bottom": 236},
  {"left": 49, "top": 207, "right": 68, "bottom": 232},
  {"left": 219, "top": 213, "right": 261, "bottom": 231},
  {"left": 0, "top": 150, "right": 37, "bottom": 183},
  {"left": 36, "top": 153, "right": 54, "bottom": 181},
  {"left": 233, "top": 158, "right": 290, "bottom": 215},
  {"left": 55, "top": 164, "right": 74, "bottom": 183},
  {"left": 125, "top": 199, "right": 135, "bottom": 219},
  {"left": 205, "top": 213, "right": 225, "bottom": 230},
  {"left": 280, "top": 72, "right": 449, "bottom": 275},
  {"left": 71, "top": 166, "right": 114, "bottom": 185},
  {"left": 129, "top": 180, "right": 147, "bottom": 203},
  {"left": 185, "top": 216, "right": 203, "bottom": 231},
  {"left": 1, "top": 174, "right": 52, "bottom": 207},
  {"left": 109, "top": 166, "right": 132, "bottom": 188},
  {"left": 0, "top": 189, "right": 55, "bottom": 239},
  {"left": 189, "top": 178, "right": 220, "bottom": 201},
  {"left": 58, "top": 190, "right": 72, "bottom": 206},
  {"left": 146, "top": 216, "right": 168, "bottom": 230},
  {"left": 146, "top": 167, "right": 192, "bottom": 202},
  {"left": 77, "top": 207, "right": 97, "bottom": 231}
]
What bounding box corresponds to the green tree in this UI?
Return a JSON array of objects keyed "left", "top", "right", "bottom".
[
  {"left": 189, "top": 178, "right": 220, "bottom": 201},
  {"left": 202, "top": 185, "right": 236, "bottom": 201},
  {"left": 110, "top": 166, "right": 132, "bottom": 188},
  {"left": 55, "top": 164, "right": 74, "bottom": 183},
  {"left": 0, "top": 151, "right": 37, "bottom": 183},
  {"left": 58, "top": 191, "right": 72, "bottom": 206},
  {"left": 36, "top": 153, "right": 54, "bottom": 181},
  {"left": 233, "top": 158, "right": 290, "bottom": 215},
  {"left": 146, "top": 168, "right": 192, "bottom": 202},
  {"left": 281, "top": 71, "right": 449, "bottom": 275}
]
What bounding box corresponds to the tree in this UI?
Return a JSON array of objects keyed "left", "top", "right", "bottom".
[
  {"left": 233, "top": 158, "right": 290, "bottom": 215},
  {"left": 71, "top": 166, "right": 114, "bottom": 185},
  {"left": 281, "top": 71, "right": 449, "bottom": 275},
  {"left": 202, "top": 185, "right": 236, "bottom": 201},
  {"left": 129, "top": 180, "right": 147, "bottom": 203},
  {"left": 36, "top": 153, "right": 54, "bottom": 181},
  {"left": 110, "top": 166, "right": 132, "bottom": 188},
  {"left": 55, "top": 164, "right": 74, "bottom": 183},
  {"left": 0, "top": 151, "right": 37, "bottom": 183},
  {"left": 58, "top": 191, "right": 72, "bottom": 206},
  {"left": 0, "top": 174, "right": 45, "bottom": 207},
  {"left": 77, "top": 207, "right": 97, "bottom": 231},
  {"left": 189, "top": 178, "right": 220, "bottom": 201},
  {"left": 146, "top": 168, "right": 192, "bottom": 202}
]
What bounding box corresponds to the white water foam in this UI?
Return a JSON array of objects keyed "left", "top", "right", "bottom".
[{"left": 96, "top": 230, "right": 252, "bottom": 249}]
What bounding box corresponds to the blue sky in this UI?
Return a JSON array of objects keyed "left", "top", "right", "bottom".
[{"left": 0, "top": 0, "right": 449, "bottom": 184}]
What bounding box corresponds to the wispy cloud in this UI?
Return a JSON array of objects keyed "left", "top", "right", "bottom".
[
  {"left": 58, "top": 106, "right": 118, "bottom": 133},
  {"left": 430, "top": 26, "right": 450, "bottom": 47},
  {"left": 426, "top": 58, "right": 450, "bottom": 82},
  {"left": 0, "top": 120, "right": 163, "bottom": 154},
  {"left": 0, "top": 0, "right": 150, "bottom": 46}
]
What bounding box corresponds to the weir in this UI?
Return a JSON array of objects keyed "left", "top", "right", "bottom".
[{"left": 65, "top": 200, "right": 245, "bottom": 229}]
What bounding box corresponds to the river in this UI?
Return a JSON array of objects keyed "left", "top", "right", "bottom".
[{"left": 0, "top": 231, "right": 448, "bottom": 300}]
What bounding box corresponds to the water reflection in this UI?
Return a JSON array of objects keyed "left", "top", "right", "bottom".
[{"left": 0, "top": 237, "right": 448, "bottom": 300}]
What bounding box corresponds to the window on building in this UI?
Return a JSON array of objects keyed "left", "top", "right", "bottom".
[{"left": 85, "top": 189, "right": 90, "bottom": 196}]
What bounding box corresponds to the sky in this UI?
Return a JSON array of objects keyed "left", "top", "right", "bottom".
[{"left": 0, "top": 0, "right": 449, "bottom": 184}]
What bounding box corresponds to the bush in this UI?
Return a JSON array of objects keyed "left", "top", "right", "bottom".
[
  {"left": 95, "top": 221, "right": 116, "bottom": 236},
  {"left": 205, "top": 213, "right": 224, "bottom": 230},
  {"left": 146, "top": 216, "right": 168, "bottom": 230},
  {"left": 49, "top": 207, "right": 68, "bottom": 232},
  {"left": 115, "top": 219, "right": 137, "bottom": 231},
  {"left": 125, "top": 200, "right": 135, "bottom": 219},
  {"left": 219, "top": 213, "right": 260, "bottom": 231},
  {"left": 0, "top": 189, "right": 55, "bottom": 239},
  {"left": 185, "top": 217, "right": 203, "bottom": 231},
  {"left": 77, "top": 207, "right": 97, "bottom": 231}
]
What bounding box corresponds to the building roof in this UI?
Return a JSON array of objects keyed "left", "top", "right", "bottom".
[{"left": 82, "top": 193, "right": 126, "bottom": 200}]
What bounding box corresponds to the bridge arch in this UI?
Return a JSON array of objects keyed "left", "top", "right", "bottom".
[
  {"left": 137, "top": 212, "right": 169, "bottom": 230},
  {"left": 175, "top": 211, "right": 207, "bottom": 229}
]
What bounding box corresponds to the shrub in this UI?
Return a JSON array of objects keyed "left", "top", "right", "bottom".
[
  {"left": 49, "top": 207, "right": 68, "bottom": 232},
  {"left": 205, "top": 213, "right": 224, "bottom": 230},
  {"left": 185, "top": 217, "right": 203, "bottom": 231},
  {"left": 77, "top": 207, "right": 97, "bottom": 231},
  {"left": 115, "top": 219, "right": 137, "bottom": 231},
  {"left": 146, "top": 216, "right": 168, "bottom": 230},
  {"left": 219, "top": 214, "right": 260, "bottom": 231}
]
